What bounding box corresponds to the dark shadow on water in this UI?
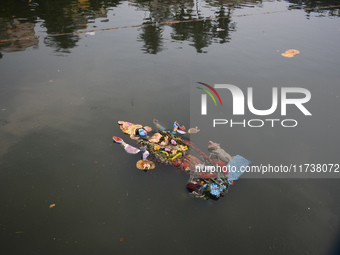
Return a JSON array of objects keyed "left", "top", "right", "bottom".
[{"left": 329, "top": 231, "right": 340, "bottom": 255}]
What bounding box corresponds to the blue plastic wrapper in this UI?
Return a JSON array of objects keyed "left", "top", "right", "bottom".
[
  {"left": 226, "top": 155, "right": 251, "bottom": 181},
  {"left": 210, "top": 183, "right": 219, "bottom": 196}
]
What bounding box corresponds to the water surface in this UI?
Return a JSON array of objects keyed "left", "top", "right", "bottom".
[{"left": 1, "top": 0, "right": 340, "bottom": 254}]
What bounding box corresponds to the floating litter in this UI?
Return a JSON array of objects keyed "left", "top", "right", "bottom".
[
  {"left": 281, "top": 49, "right": 300, "bottom": 58},
  {"left": 188, "top": 127, "right": 200, "bottom": 134},
  {"left": 113, "top": 120, "right": 251, "bottom": 200},
  {"left": 227, "top": 155, "right": 251, "bottom": 181},
  {"left": 136, "top": 160, "right": 155, "bottom": 170}
]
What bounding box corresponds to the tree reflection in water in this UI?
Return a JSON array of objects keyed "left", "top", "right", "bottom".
[
  {"left": 0, "top": 0, "right": 339, "bottom": 56},
  {"left": 287, "top": 0, "right": 340, "bottom": 18},
  {"left": 136, "top": 0, "right": 237, "bottom": 53}
]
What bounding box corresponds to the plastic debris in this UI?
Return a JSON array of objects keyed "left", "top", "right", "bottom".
[
  {"left": 188, "top": 168, "right": 229, "bottom": 200},
  {"left": 113, "top": 136, "right": 123, "bottom": 144},
  {"left": 153, "top": 118, "right": 166, "bottom": 131},
  {"left": 113, "top": 136, "right": 140, "bottom": 154},
  {"left": 281, "top": 49, "right": 300, "bottom": 58},
  {"left": 113, "top": 120, "right": 250, "bottom": 200},
  {"left": 172, "top": 121, "right": 186, "bottom": 134},
  {"left": 226, "top": 155, "right": 251, "bottom": 181},
  {"left": 123, "top": 144, "right": 140, "bottom": 154},
  {"left": 49, "top": 204, "right": 55, "bottom": 208},
  {"left": 154, "top": 118, "right": 185, "bottom": 134},
  {"left": 176, "top": 130, "right": 186, "bottom": 134},
  {"left": 142, "top": 150, "right": 150, "bottom": 160}
]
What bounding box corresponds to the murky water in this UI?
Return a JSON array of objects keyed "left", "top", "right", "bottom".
[{"left": 1, "top": 0, "right": 340, "bottom": 254}]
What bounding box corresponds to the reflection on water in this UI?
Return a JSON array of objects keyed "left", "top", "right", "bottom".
[
  {"left": 37, "top": 0, "right": 118, "bottom": 53},
  {"left": 1, "top": 1, "right": 340, "bottom": 255},
  {"left": 134, "top": 0, "right": 236, "bottom": 53},
  {"left": 287, "top": 0, "right": 340, "bottom": 18},
  {"left": 0, "top": 19, "right": 38, "bottom": 52},
  {"left": 170, "top": 5, "right": 235, "bottom": 53},
  {"left": 0, "top": 0, "right": 120, "bottom": 54},
  {"left": 1, "top": 0, "right": 339, "bottom": 56}
]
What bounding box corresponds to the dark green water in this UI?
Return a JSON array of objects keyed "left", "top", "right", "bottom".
[{"left": 1, "top": 0, "right": 340, "bottom": 254}]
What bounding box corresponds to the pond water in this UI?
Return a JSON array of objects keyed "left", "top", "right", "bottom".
[{"left": 1, "top": 0, "right": 340, "bottom": 254}]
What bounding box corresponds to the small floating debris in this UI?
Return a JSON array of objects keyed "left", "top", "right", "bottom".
[
  {"left": 85, "top": 32, "right": 95, "bottom": 36},
  {"left": 49, "top": 204, "right": 56, "bottom": 208},
  {"left": 172, "top": 121, "right": 186, "bottom": 134},
  {"left": 188, "top": 127, "right": 200, "bottom": 134},
  {"left": 216, "top": 28, "right": 225, "bottom": 31},
  {"left": 136, "top": 160, "right": 155, "bottom": 170},
  {"left": 113, "top": 119, "right": 251, "bottom": 200},
  {"left": 281, "top": 49, "right": 300, "bottom": 58},
  {"left": 113, "top": 136, "right": 140, "bottom": 154},
  {"left": 120, "top": 238, "right": 124, "bottom": 242}
]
